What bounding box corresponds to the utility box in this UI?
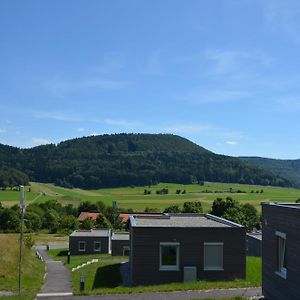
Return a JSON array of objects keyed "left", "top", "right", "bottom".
[{"left": 183, "top": 266, "right": 197, "bottom": 282}]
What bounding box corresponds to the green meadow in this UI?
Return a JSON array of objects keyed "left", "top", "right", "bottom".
[{"left": 1, "top": 181, "right": 299, "bottom": 212}]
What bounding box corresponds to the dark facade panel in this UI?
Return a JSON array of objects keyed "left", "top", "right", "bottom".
[
  {"left": 111, "top": 239, "right": 130, "bottom": 256},
  {"left": 262, "top": 204, "right": 300, "bottom": 300},
  {"left": 246, "top": 235, "right": 261, "bottom": 257},
  {"left": 69, "top": 236, "right": 109, "bottom": 255},
  {"left": 130, "top": 226, "right": 246, "bottom": 286}
]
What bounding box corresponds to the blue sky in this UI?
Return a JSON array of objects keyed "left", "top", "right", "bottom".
[{"left": 1, "top": 0, "right": 300, "bottom": 159}]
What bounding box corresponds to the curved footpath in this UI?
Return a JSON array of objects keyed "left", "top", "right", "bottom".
[{"left": 36, "top": 245, "right": 73, "bottom": 298}]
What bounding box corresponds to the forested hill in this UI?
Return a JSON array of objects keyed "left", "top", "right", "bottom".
[
  {"left": 240, "top": 156, "right": 300, "bottom": 187},
  {"left": 0, "top": 133, "right": 292, "bottom": 189}
]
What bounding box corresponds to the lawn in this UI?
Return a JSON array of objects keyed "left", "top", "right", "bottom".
[
  {"left": 58, "top": 255, "right": 261, "bottom": 295},
  {"left": 1, "top": 181, "right": 300, "bottom": 212},
  {"left": 0, "top": 234, "right": 45, "bottom": 300}
]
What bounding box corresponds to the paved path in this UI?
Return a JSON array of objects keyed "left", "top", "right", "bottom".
[
  {"left": 36, "top": 245, "right": 73, "bottom": 298},
  {"left": 34, "top": 287, "right": 262, "bottom": 300}
]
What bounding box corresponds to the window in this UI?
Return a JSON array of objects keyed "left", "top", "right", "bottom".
[
  {"left": 123, "top": 246, "right": 130, "bottom": 256},
  {"left": 94, "top": 241, "right": 101, "bottom": 252},
  {"left": 276, "top": 231, "right": 287, "bottom": 279},
  {"left": 159, "top": 242, "right": 180, "bottom": 271},
  {"left": 78, "top": 241, "right": 86, "bottom": 252},
  {"left": 204, "top": 243, "right": 223, "bottom": 271}
]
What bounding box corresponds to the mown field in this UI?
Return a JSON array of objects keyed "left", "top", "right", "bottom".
[
  {"left": 1, "top": 181, "right": 300, "bottom": 212},
  {"left": 0, "top": 234, "right": 44, "bottom": 300}
]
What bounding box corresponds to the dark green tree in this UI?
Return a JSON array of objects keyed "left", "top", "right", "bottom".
[
  {"left": 163, "top": 205, "right": 181, "bottom": 213},
  {"left": 182, "top": 201, "right": 203, "bottom": 213}
]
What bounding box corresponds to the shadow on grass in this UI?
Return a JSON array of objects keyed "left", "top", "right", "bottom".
[
  {"left": 56, "top": 250, "right": 69, "bottom": 256},
  {"left": 92, "top": 263, "right": 122, "bottom": 289}
]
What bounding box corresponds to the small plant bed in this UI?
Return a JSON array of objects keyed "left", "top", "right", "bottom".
[{"left": 71, "top": 256, "right": 261, "bottom": 295}]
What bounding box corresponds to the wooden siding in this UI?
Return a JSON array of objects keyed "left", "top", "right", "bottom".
[
  {"left": 111, "top": 239, "right": 130, "bottom": 256},
  {"left": 130, "top": 226, "right": 246, "bottom": 286},
  {"left": 246, "top": 235, "right": 261, "bottom": 257},
  {"left": 69, "top": 236, "right": 109, "bottom": 255},
  {"left": 262, "top": 204, "right": 300, "bottom": 300}
]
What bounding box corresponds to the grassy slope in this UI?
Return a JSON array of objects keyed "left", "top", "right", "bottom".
[
  {"left": 1, "top": 181, "right": 300, "bottom": 212},
  {"left": 0, "top": 234, "right": 44, "bottom": 300}
]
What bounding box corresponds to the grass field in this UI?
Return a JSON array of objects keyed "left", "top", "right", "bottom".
[
  {"left": 1, "top": 181, "right": 299, "bottom": 212},
  {"left": 0, "top": 234, "right": 44, "bottom": 300}
]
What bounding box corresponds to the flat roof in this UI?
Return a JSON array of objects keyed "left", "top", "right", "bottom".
[
  {"left": 247, "top": 232, "right": 262, "bottom": 241},
  {"left": 130, "top": 213, "right": 243, "bottom": 228},
  {"left": 111, "top": 232, "right": 130, "bottom": 241},
  {"left": 70, "top": 229, "right": 110, "bottom": 237},
  {"left": 262, "top": 202, "right": 300, "bottom": 210}
]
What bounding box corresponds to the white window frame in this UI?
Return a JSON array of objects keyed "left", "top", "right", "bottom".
[
  {"left": 204, "top": 242, "right": 224, "bottom": 271},
  {"left": 78, "top": 241, "right": 86, "bottom": 252},
  {"left": 122, "top": 246, "right": 130, "bottom": 256},
  {"left": 94, "top": 241, "right": 101, "bottom": 252},
  {"left": 159, "top": 242, "right": 180, "bottom": 271},
  {"left": 275, "top": 231, "right": 287, "bottom": 279}
]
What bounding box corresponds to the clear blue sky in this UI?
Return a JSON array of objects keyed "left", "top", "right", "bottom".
[{"left": 1, "top": 0, "right": 300, "bottom": 159}]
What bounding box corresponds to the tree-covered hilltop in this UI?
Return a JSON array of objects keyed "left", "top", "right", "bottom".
[
  {"left": 0, "top": 133, "right": 292, "bottom": 189},
  {"left": 240, "top": 156, "right": 300, "bottom": 187},
  {"left": 0, "top": 167, "right": 29, "bottom": 189}
]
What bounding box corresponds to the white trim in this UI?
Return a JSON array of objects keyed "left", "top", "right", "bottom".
[
  {"left": 275, "top": 231, "right": 287, "bottom": 279},
  {"left": 204, "top": 242, "right": 224, "bottom": 271},
  {"left": 94, "top": 241, "right": 101, "bottom": 252},
  {"left": 159, "top": 242, "right": 180, "bottom": 271},
  {"left": 275, "top": 231, "right": 286, "bottom": 239},
  {"left": 78, "top": 241, "right": 86, "bottom": 252}
]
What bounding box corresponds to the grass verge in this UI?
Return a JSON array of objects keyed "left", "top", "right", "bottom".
[
  {"left": 67, "top": 256, "right": 261, "bottom": 295},
  {"left": 0, "top": 234, "right": 45, "bottom": 300}
]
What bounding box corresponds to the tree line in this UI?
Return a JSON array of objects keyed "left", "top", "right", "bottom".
[
  {"left": 0, "top": 134, "right": 292, "bottom": 189},
  {"left": 0, "top": 197, "right": 263, "bottom": 233},
  {"left": 0, "top": 200, "right": 124, "bottom": 233}
]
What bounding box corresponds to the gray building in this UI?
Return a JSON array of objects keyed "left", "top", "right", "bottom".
[
  {"left": 129, "top": 213, "right": 246, "bottom": 286},
  {"left": 246, "top": 232, "right": 262, "bottom": 257},
  {"left": 262, "top": 202, "right": 300, "bottom": 300},
  {"left": 69, "top": 229, "right": 111, "bottom": 255},
  {"left": 111, "top": 232, "right": 130, "bottom": 256}
]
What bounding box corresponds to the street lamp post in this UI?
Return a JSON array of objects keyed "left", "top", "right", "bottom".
[{"left": 18, "top": 185, "right": 26, "bottom": 294}]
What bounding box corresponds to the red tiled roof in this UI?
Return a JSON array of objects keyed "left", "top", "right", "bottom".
[
  {"left": 78, "top": 211, "right": 163, "bottom": 223},
  {"left": 78, "top": 212, "right": 101, "bottom": 222}
]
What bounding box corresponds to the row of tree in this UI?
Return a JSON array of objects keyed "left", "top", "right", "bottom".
[
  {"left": 0, "top": 197, "right": 263, "bottom": 233},
  {"left": 0, "top": 133, "right": 292, "bottom": 189},
  {"left": 0, "top": 199, "right": 124, "bottom": 233}
]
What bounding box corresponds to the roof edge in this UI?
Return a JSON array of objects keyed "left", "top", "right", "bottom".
[{"left": 206, "top": 214, "right": 244, "bottom": 228}]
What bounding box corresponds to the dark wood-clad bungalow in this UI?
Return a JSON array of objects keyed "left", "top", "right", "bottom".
[
  {"left": 69, "top": 229, "right": 111, "bottom": 255},
  {"left": 246, "top": 232, "right": 262, "bottom": 257},
  {"left": 111, "top": 232, "right": 130, "bottom": 256},
  {"left": 129, "top": 213, "right": 246, "bottom": 286},
  {"left": 262, "top": 202, "right": 300, "bottom": 300}
]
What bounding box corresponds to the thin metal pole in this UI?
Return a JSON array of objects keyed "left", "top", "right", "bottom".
[{"left": 18, "top": 185, "right": 25, "bottom": 295}]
